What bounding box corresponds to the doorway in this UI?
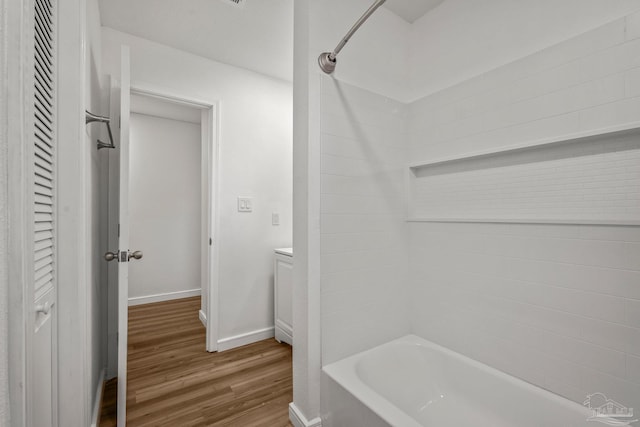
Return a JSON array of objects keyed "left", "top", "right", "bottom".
[
  {"left": 128, "top": 94, "right": 203, "bottom": 306},
  {"left": 109, "top": 87, "right": 220, "bottom": 355},
  {"left": 104, "top": 82, "right": 220, "bottom": 424}
]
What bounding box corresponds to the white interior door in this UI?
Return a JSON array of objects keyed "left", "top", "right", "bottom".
[{"left": 117, "top": 45, "right": 131, "bottom": 427}]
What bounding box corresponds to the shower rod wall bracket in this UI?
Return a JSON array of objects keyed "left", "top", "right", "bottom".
[
  {"left": 85, "top": 110, "right": 116, "bottom": 150},
  {"left": 318, "top": 52, "right": 337, "bottom": 74},
  {"left": 318, "top": 0, "right": 387, "bottom": 74}
]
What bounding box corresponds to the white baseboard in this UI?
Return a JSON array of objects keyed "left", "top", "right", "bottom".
[
  {"left": 90, "top": 368, "right": 106, "bottom": 427},
  {"left": 199, "top": 309, "right": 207, "bottom": 327},
  {"left": 289, "top": 403, "right": 322, "bottom": 427},
  {"left": 217, "top": 326, "right": 275, "bottom": 352},
  {"left": 128, "top": 288, "right": 201, "bottom": 306}
]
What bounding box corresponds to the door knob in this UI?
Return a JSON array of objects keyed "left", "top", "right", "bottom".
[
  {"left": 128, "top": 250, "right": 143, "bottom": 261},
  {"left": 36, "top": 302, "right": 51, "bottom": 315},
  {"left": 104, "top": 251, "right": 118, "bottom": 262}
]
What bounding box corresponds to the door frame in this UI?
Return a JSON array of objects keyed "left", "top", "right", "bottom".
[
  {"left": 5, "top": 0, "right": 36, "bottom": 424},
  {"left": 114, "top": 82, "right": 221, "bottom": 353}
]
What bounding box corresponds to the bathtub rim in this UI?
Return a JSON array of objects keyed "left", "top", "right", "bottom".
[{"left": 322, "top": 334, "right": 593, "bottom": 427}]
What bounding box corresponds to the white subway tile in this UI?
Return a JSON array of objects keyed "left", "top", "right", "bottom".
[
  {"left": 625, "top": 39, "right": 640, "bottom": 69},
  {"left": 321, "top": 133, "right": 406, "bottom": 161},
  {"left": 579, "top": 317, "right": 633, "bottom": 353},
  {"left": 579, "top": 97, "right": 640, "bottom": 131},
  {"left": 627, "top": 10, "right": 640, "bottom": 41},
  {"left": 321, "top": 193, "right": 404, "bottom": 215},
  {"left": 578, "top": 226, "right": 640, "bottom": 243},
  {"left": 321, "top": 154, "right": 394, "bottom": 176},
  {"left": 457, "top": 111, "right": 581, "bottom": 153},
  {"left": 322, "top": 77, "right": 407, "bottom": 116},
  {"left": 624, "top": 327, "right": 640, "bottom": 360},
  {"left": 627, "top": 354, "right": 640, "bottom": 384},
  {"left": 321, "top": 265, "right": 400, "bottom": 295},
  {"left": 625, "top": 67, "right": 640, "bottom": 98},
  {"left": 544, "top": 334, "right": 626, "bottom": 378},
  {"left": 321, "top": 213, "right": 403, "bottom": 234},
  {"left": 543, "top": 286, "right": 625, "bottom": 324},
  {"left": 322, "top": 248, "right": 404, "bottom": 274},
  {"left": 321, "top": 231, "right": 405, "bottom": 254},
  {"left": 529, "top": 18, "right": 626, "bottom": 75},
  {"left": 626, "top": 299, "right": 640, "bottom": 328},
  {"left": 322, "top": 111, "right": 406, "bottom": 144}
]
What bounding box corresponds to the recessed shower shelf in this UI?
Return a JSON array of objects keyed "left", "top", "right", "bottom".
[
  {"left": 408, "top": 121, "right": 640, "bottom": 174},
  {"left": 406, "top": 122, "right": 640, "bottom": 226}
]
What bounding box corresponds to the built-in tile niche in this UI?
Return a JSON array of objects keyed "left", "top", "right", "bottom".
[{"left": 408, "top": 125, "right": 640, "bottom": 225}]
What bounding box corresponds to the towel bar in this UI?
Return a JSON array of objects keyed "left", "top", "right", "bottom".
[{"left": 85, "top": 110, "right": 115, "bottom": 150}]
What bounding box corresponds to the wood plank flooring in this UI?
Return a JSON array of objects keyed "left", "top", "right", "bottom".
[{"left": 99, "top": 297, "right": 293, "bottom": 426}]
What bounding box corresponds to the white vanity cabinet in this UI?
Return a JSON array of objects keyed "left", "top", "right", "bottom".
[{"left": 274, "top": 248, "right": 293, "bottom": 345}]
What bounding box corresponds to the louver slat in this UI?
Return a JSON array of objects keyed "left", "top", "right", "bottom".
[
  {"left": 35, "top": 272, "right": 53, "bottom": 292},
  {"left": 34, "top": 183, "right": 53, "bottom": 198},
  {"left": 35, "top": 203, "right": 52, "bottom": 214},
  {"left": 35, "top": 125, "right": 52, "bottom": 148},
  {"left": 34, "top": 238, "right": 53, "bottom": 252},
  {"left": 35, "top": 193, "right": 52, "bottom": 206},
  {"left": 33, "top": 0, "right": 55, "bottom": 296},
  {"left": 35, "top": 247, "right": 53, "bottom": 263},
  {"left": 35, "top": 230, "right": 53, "bottom": 244},
  {"left": 35, "top": 139, "right": 53, "bottom": 158},
  {"left": 34, "top": 222, "right": 53, "bottom": 233},
  {"left": 35, "top": 71, "right": 53, "bottom": 101}
]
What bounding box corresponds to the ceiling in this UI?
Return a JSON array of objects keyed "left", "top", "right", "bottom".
[
  {"left": 384, "top": 0, "right": 446, "bottom": 23},
  {"left": 98, "top": 0, "right": 294, "bottom": 81},
  {"left": 98, "top": 0, "right": 443, "bottom": 82}
]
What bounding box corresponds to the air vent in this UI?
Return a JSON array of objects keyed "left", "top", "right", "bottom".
[{"left": 220, "top": 0, "right": 246, "bottom": 8}]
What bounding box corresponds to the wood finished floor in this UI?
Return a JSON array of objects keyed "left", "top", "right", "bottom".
[{"left": 99, "top": 297, "right": 293, "bottom": 426}]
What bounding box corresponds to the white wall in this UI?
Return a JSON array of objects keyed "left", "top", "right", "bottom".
[
  {"left": 409, "top": 0, "right": 640, "bottom": 100},
  {"left": 409, "top": 13, "right": 640, "bottom": 412},
  {"left": 101, "top": 28, "right": 293, "bottom": 342},
  {"left": 128, "top": 113, "right": 201, "bottom": 300}
]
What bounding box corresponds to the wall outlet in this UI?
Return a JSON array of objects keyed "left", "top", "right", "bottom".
[
  {"left": 238, "top": 197, "right": 253, "bottom": 212},
  {"left": 272, "top": 213, "right": 280, "bottom": 226}
]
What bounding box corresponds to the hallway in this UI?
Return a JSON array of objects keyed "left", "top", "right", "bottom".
[{"left": 99, "top": 297, "right": 293, "bottom": 426}]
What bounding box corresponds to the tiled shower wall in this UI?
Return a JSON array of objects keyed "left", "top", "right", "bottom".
[
  {"left": 409, "top": 14, "right": 640, "bottom": 410},
  {"left": 320, "top": 77, "right": 410, "bottom": 365}
]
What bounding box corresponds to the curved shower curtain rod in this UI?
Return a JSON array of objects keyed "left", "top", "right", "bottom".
[{"left": 318, "top": 0, "right": 387, "bottom": 74}]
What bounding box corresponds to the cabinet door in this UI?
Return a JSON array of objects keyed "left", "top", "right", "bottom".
[{"left": 275, "top": 254, "right": 293, "bottom": 344}]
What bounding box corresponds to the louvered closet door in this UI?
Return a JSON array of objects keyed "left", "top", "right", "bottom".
[{"left": 32, "top": 0, "right": 57, "bottom": 425}]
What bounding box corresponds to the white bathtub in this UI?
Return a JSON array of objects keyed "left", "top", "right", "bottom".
[{"left": 322, "top": 335, "right": 598, "bottom": 427}]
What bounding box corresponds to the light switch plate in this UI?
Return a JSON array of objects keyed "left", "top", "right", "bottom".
[
  {"left": 238, "top": 197, "right": 253, "bottom": 212},
  {"left": 272, "top": 213, "right": 280, "bottom": 225}
]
